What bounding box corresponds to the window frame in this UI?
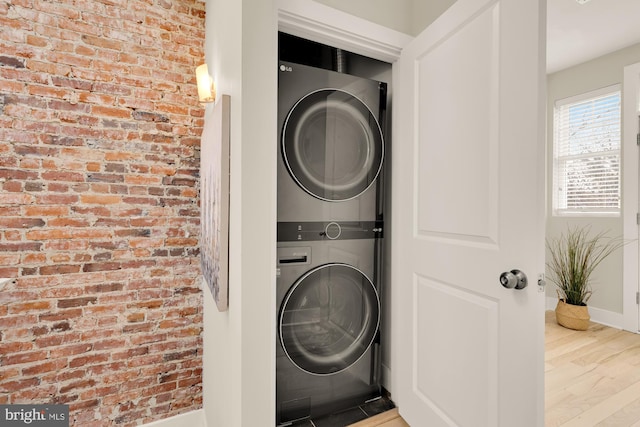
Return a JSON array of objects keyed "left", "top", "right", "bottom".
[{"left": 552, "top": 84, "right": 622, "bottom": 217}]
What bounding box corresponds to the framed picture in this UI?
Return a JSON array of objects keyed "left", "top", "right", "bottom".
[{"left": 200, "top": 95, "right": 230, "bottom": 311}]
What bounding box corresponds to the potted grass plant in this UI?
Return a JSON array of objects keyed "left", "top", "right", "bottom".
[{"left": 546, "top": 225, "right": 625, "bottom": 331}]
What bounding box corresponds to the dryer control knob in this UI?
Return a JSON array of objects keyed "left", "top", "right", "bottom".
[{"left": 324, "top": 222, "right": 342, "bottom": 240}]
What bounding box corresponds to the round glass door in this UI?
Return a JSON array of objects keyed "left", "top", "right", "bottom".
[
  {"left": 279, "top": 263, "right": 380, "bottom": 375},
  {"left": 282, "top": 89, "right": 384, "bottom": 201}
]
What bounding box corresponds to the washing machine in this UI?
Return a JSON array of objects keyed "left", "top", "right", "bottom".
[
  {"left": 276, "top": 59, "right": 387, "bottom": 425},
  {"left": 276, "top": 238, "right": 381, "bottom": 425},
  {"left": 277, "top": 60, "right": 387, "bottom": 229}
]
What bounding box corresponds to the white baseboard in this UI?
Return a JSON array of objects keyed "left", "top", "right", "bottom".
[
  {"left": 143, "top": 410, "right": 205, "bottom": 427},
  {"left": 545, "top": 296, "right": 624, "bottom": 330}
]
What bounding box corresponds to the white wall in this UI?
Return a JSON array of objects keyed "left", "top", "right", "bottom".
[
  {"left": 312, "top": 0, "right": 413, "bottom": 35},
  {"left": 311, "top": 0, "right": 456, "bottom": 36},
  {"left": 546, "top": 42, "right": 640, "bottom": 314},
  {"left": 201, "top": 0, "right": 277, "bottom": 426},
  {"left": 410, "top": 0, "right": 456, "bottom": 35}
]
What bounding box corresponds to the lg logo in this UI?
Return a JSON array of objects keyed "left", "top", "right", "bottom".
[{"left": 279, "top": 64, "right": 292, "bottom": 72}]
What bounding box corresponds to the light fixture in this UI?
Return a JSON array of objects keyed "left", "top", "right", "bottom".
[
  {"left": 575, "top": 0, "right": 591, "bottom": 4},
  {"left": 196, "top": 63, "right": 216, "bottom": 103}
]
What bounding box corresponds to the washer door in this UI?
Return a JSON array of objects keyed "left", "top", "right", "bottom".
[
  {"left": 279, "top": 263, "right": 380, "bottom": 375},
  {"left": 282, "top": 89, "right": 384, "bottom": 201}
]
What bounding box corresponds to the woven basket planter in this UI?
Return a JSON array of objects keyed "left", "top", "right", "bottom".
[{"left": 555, "top": 299, "right": 590, "bottom": 331}]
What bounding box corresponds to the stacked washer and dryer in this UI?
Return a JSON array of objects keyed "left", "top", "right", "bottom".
[{"left": 276, "top": 43, "right": 388, "bottom": 425}]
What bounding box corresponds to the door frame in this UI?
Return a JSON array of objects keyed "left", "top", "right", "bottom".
[
  {"left": 622, "top": 61, "right": 640, "bottom": 333},
  {"left": 277, "top": 0, "right": 412, "bottom": 64}
]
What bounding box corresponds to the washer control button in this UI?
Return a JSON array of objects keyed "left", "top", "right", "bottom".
[{"left": 324, "top": 222, "right": 342, "bottom": 240}]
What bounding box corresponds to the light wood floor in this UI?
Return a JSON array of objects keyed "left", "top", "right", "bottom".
[
  {"left": 347, "top": 408, "right": 409, "bottom": 427},
  {"left": 350, "top": 311, "right": 640, "bottom": 427},
  {"left": 545, "top": 310, "right": 640, "bottom": 427}
]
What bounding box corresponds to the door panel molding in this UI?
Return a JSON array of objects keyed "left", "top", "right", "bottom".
[
  {"left": 415, "top": 4, "right": 500, "bottom": 246},
  {"left": 414, "top": 275, "right": 499, "bottom": 427}
]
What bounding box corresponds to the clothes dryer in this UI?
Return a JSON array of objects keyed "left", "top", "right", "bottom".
[
  {"left": 277, "top": 60, "right": 387, "bottom": 226},
  {"left": 276, "top": 238, "right": 381, "bottom": 425}
]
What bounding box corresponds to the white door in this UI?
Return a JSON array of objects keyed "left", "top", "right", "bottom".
[
  {"left": 622, "top": 62, "right": 640, "bottom": 333},
  {"left": 390, "top": 0, "right": 546, "bottom": 426}
]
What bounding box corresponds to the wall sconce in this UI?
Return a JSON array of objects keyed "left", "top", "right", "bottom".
[{"left": 196, "top": 63, "right": 216, "bottom": 103}]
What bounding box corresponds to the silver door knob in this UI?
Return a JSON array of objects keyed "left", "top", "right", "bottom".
[{"left": 499, "top": 270, "right": 528, "bottom": 290}]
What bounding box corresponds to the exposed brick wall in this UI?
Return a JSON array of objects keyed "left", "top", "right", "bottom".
[{"left": 0, "top": 0, "right": 205, "bottom": 425}]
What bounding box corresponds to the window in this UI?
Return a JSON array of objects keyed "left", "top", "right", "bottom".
[{"left": 553, "top": 86, "right": 621, "bottom": 216}]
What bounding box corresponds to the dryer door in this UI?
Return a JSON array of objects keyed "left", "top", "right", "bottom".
[
  {"left": 282, "top": 89, "right": 384, "bottom": 202},
  {"left": 279, "top": 263, "right": 380, "bottom": 375}
]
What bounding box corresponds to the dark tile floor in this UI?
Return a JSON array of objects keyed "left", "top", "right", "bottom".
[{"left": 288, "top": 395, "right": 396, "bottom": 427}]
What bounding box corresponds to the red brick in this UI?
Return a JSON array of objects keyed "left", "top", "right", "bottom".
[
  {"left": 80, "top": 194, "right": 122, "bottom": 205},
  {"left": 129, "top": 238, "right": 164, "bottom": 249},
  {"left": 8, "top": 300, "right": 52, "bottom": 313},
  {"left": 60, "top": 378, "right": 96, "bottom": 394},
  {"left": 39, "top": 308, "right": 83, "bottom": 322},
  {"left": 2, "top": 181, "right": 22, "bottom": 192},
  {"left": 84, "top": 283, "right": 124, "bottom": 293},
  {"left": 35, "top": 335, "right": 65, "bottom": 348},
  {"left": 0, "top": 0, "right": 205, "bottom": 422},
  {"left": 170, "top": 327, "right": 200, "bottom": 338},
  {"left": 0, "top": 242, "right": 41, "bottom": 252},
  {"left": 2, "top": 351, "right": 48, "bottom": 366},
  {"left": 34, "top": 194, "right": 79, "bottom": 205},
  {"left": 68, "top": 399, "right": 99, "bottom": 411},
  {"left": 39, "top": 264, "right": 81, "bottom": 275},
  {"left": 44, "top": 240, "right": 88, "bottom": 251},
  {"left": 177, "top": 377, "right": 200, "bottom": 388},
  {"left": 23, "top": 206, "right": 69, "bottom": 216},
  {"left": 129, "top": 299, "right": 163, "bottom": 310},
  {"left": 0, "top": 207, "right": 20, "bottom": 216},
  {"left": 127, "top": 312, "right": 145, "bottom": 323},
  {"left": 1, "top": 341, "right": 33, "bottom": 355},
  {"left": 69, "top": 353, "right": 109, "bottom": 368},
  {"left": 25, "top": 229, "right": 73, "bottom": 240},
  {"left": 0, "top": 217, "right": 46, "bottom": 228},
  {"left": 122, "top": 322, "right": 153, "bottom": 334},
  {"left": 0, "top": 313, "right": 38, "bottom": 329},
  {"left": 52, "top": 321, "right": 71, "bottom": 332},
  {"left": 0, "top": 367, "right": 21, "bottom": 384},
  {"left": 29, "top": 228, "right": 111, "bottom": 240},
  {"left": 57, "top": 296, "right": 97, "bottom": 308},
  {"left": 0, "top": 377, "right": 41, "bottom": 392},
  {"left": 0, "top": 252, "right": 20, "bottom": 265},
  {"left": 165, "top": 237, "right": 198, "bottom": 247},
  {"left": 0, "top": 193, "right": 33, "bottom": 205},
  {"left": 41, "top": 170, "right": 85, "bottom": 182},
  {"left": 83, "top": 304, "right": 124, "bottom": 316},
  {"left": 47, "top": 218, "right": 90, "bottom": 227},
  {"left": 31, "top": 325, "right": 50, "bottom": 336},
  {"left": 158, "top": 318, "right": 192, "bottom": 329},
  {"left": 82, "top": 262, "right": 121, "bottom": 273},
  {"left": 22, "top": 359, "right": 67, "bottom": 376},
  {"left": 91, "top": 105, "right": 131, "bottom": 119},
  {"left": 92, "top": 338, "right": 126, "bottom": 351}
]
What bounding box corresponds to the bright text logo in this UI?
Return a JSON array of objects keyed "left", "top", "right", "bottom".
[{"left": 0, "top": 405, "right": 69, "bottom": 426}]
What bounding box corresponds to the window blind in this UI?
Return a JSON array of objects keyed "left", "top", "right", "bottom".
[{"left": 553, "top": 87, "right": 621, "bottom": 215}]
